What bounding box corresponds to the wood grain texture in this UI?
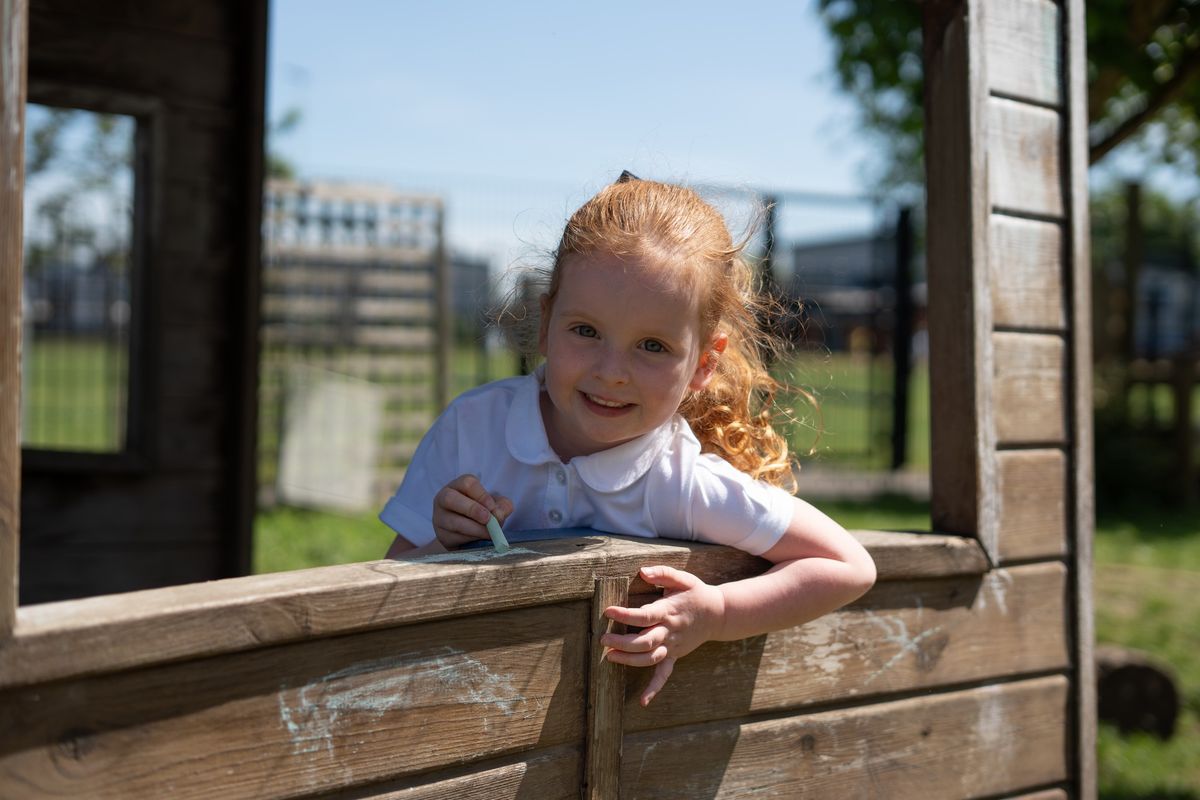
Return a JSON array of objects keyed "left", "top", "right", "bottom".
[
  {"left": 1064, "top": 0, "right": 1098, "bottom": 794},
  {"left": 985, "top": 0, "right": 1061, "bottom": 106},
  {"left": 0, "top": 533, "right": 987, "bottom": 691},
  {"left": 924, "top": 1, "right": 999, "bottom": 557},
  {"left": 621, "top": 675, "right": 1070, "bottom": 799},
  {"left": 994, "top": 332, "right": 1067, "bottom": 444},
  {"left": 624, "top": 563, "right": 1069, "bottom": 732},
  {"left": 990, "top": 214, "right": 1065, "bottom": 330},
  {"left": 0, "top": 0, "right": 28, "bottom": 638},
  {"left": 0, "top": 604, "right": 588, "bottom": 800},
  {"left": 27, "top": 6, "right": 234, "bottom": 109},
  {"left": 997, "top": 449, "right": 1068, "bottom": 561},
  {"left": 585, "top": 577, "right": 628, "bottom": 800},
  {"left": 324, "top": 744, "right": 583, "bottom": 799},
  {"left": 988, "top": 97, "right": 1064, "bottom": 218}
]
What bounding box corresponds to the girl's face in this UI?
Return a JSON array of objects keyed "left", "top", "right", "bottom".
[{"left": 538, "top": 251, "right": 722, "bottom": 460}]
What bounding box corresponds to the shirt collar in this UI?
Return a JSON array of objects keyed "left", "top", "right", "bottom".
[{"left": 504, "top": 365, "right": 678, "bottom": 493}]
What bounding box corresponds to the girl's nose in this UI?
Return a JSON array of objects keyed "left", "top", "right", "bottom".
[{"left": 593, "top": 346, "right": 630, "bottom": 384}]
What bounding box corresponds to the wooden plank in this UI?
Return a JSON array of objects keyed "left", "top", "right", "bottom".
[
  {"left": 623, "top": 563, "right": 1069, "bottom": 732},
  {"left": 988, "top": 97, "right": 1063, "bottom": 218},
  {"left": 0, "top": 533, "right": 986, "bottom": 690},
  {"left": 0, "top": 604, "right": 587, "bottom": 800},
  {"left": 994, "top": 332, "right": 1066, "bottom": 444},
  {"left": 997, "top": 449, "right": 1068, "bottom": 561},
  {"left": 27, "top": 9, "right": 234, "bottom": 109},
  {"left": 18, "top": 472, "right": 224, "bottom": 545},
  {"left": 1064, "top": 1, "right": 1097, "bottom": 795},
  {"left": 923, "top": 2, "right": 999, "bottom": 557},
  {"left": 621, "top": 675, "right": 1070, "bottom": 799},
  {"left": 585, "top": 577, "right": 628, "bottom": 800},
  {"left": 17, "top": 542, "right": 222, "bottom": 605},
  {"left": 333, "top": 744, "right": 582, "bottom": 799},
  {"left": 0, "top": 0, "right": 29, "bottom": 638},
  {"left": 27, "top": 0, "right": 233, "bottom": 42},
  {"left": 985, "top": 0, "right": 1061, "bottom": 106},
  {"left": 849, "top": 530, "right": 988, "bottom": 578},
  {"left": 990, "top": 214, "right": 1065, "bottom": 330}
]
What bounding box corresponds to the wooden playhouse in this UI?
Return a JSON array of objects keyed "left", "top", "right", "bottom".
[{"left": 0, "top": 1, "right": 1095, "bottom": 797}]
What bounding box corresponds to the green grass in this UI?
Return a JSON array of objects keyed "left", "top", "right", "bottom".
[{"left": 21, "top": 334, "right": 127, "bottom": 451}]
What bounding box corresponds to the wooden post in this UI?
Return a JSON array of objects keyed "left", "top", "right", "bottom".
[
  {"left": 890, "top": 206, "right": 914, "bottom": 470},
  {"left": 923, "top": 0, "right": 1094, "bottom": 794},
  {"left": 0, "top": 0, "right": 29, "bottom": 637},
  {"left": 585, "top": 576, "right": 628, "bottom": 800}
]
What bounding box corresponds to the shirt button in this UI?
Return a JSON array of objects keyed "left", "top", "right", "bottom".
[
  {"left": 555, "top": 469, "right": 567, "bottom": 484},
  {"left": 548, "top": 509, "right": 563, "bottom": 524}
]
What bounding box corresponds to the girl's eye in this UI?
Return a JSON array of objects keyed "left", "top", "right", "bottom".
[
  {"left": 570, "top": 324, "right": 598, "bottom": 338},
  {"left": 641, "top": 339, "right": 667, "bottom": 354}
]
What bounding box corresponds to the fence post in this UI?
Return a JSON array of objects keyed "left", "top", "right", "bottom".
[
  {"left": 1, "top": 0, "right": 29, "bottom": 636},
  {"left": 891, "top": 206, "right": 914, "bottom": 470}
]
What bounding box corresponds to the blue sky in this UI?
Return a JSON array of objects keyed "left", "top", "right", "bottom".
[{"left": 266, "top": 2, "right": 884, "bottom": 261}]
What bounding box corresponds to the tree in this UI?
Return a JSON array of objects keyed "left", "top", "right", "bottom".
[{"left": 818, "top": 0, "right": 1200, "bottom": 190}]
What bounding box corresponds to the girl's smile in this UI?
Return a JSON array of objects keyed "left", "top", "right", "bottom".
[{"left": 537, "top": 250, "right": 720, "bottom": 461}]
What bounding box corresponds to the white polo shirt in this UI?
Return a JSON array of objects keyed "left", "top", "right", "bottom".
[{"left": 380, "top": 370, "right": 795, "bottom": 555}]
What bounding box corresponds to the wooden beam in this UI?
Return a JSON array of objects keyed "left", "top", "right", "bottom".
[
  {"left": 0, "top": 532, "right": 987, "bottom": 691},
  {"left": 1065, "top": 0, "right": 1097, "bottom": 795},
  {"left": 623, "top": 563, "right": 1069, "bottom": 732},
  {"left": 584, "top": 576, "right": 628, "bottom": 800},
  {"left": 0, "top": 0, "right": 29, "bottom": 639},
  {"left": 0, "top": 604, "right": 589, "bottom": 799},
  {"left": 621, "top": 676, "right": 1070, "bottom": 799},
  {"left": 923, "top": 0, "right": 999, "bottom": 559}
]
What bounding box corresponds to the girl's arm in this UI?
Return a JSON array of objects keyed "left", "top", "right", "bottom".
[{"left": 602, "top": 497, "right": 876, "bottom": 705}]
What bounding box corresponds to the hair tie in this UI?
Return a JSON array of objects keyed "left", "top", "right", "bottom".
[{"left": 616, "top": 170, "right": 641, "bottom": 183}]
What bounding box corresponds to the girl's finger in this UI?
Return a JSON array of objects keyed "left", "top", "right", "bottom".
[
  {"left": 604, "top": 644, "right": 669, "bottom": 668},
  {"left": 436, "top": 486, "right": 491, "bottom": 525},
  {"left": 640, "top": 565, "right": 699, "bottom": 592},
  {"left": 603, "top": 600, "right": 668, "bottom": 628},
  {"left": 492, "top": 494, "right": 515, "bottom": 525},
  {"left": 640, "top": 658, "right": 676, "bottom": 706},
  {"left": 601, "top": 626, "right": 666, "bottom": 654},
  {"left": 448, "top": 474, "right": 500, "bottom": 512}
]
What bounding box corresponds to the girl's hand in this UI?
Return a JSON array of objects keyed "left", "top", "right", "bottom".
[
  {"left": 432, "top": 474, "right": 513, "bottom": 550},
  {"left": 601, "top": 566, "right": 726, "bottom": 706}
]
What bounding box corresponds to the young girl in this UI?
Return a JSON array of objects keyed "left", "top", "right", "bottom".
[{"left": 382, "top": 174, "right": 876, "bottom": 706}]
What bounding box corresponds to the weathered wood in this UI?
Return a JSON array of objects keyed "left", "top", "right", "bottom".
[
  {"left": 994, "top": 332, "right": 1066, "bottom": 444},
  {"left": 28, "top": 8, "right": 234, "bottom": 109},
  {"left": 997, "top": 449, "right": 1068, "bottom": 561},
  {"left": 0, "top": 0, "right": 29, "bottom": 639},
  {"left": 0, "top": 604, "right": 588, "bottom": 800},
  {"left": 988, "top": 97, "right": 1064, "bottom": 218},
  {"left": 585, "top": 577, "right": 628, "bottom": 800},
  {"left": 849, "top": 530, "right": 988, "bottom": 578},
  {"left": 17, "top": 542, "right": 223, "bottom": 605},
  {"left": 621, "top": 675, "right": 1070, "bottom": 799},
  {"left": 0, "top": 533, "right": 986, "bottom": 691},
  {"left": 328, "top": 744, "right": 582, "bottom": 799},
  {"left": 1064, "top": 2, "right": 1097, "bottom": 793},
  {"left": 29, "top": 0, "right": 233, "bottom": 41},
  {"left": 990, "top": 214, "right": 1065, "bottom": 330},
  {"left": 985, "top": 0, "right": 1061, "bottom": 106},
  {"left": 624, "top": 563, "right": 1069, "bottom": 732},
  {"left": 924, "top": 1, "right": 999, "bottom": 556}
]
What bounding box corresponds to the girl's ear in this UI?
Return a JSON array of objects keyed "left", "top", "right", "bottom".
[
  {"left": 688, "top": 332, "right": 728, "bottom": 391},
  {"left": 537, "top": 293, "right": 551, "bottom": 356}
]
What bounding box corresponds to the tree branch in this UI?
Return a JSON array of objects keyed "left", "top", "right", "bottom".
[{"left": 1090, "top": 42, "right": 1200, "bottom": 164}]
